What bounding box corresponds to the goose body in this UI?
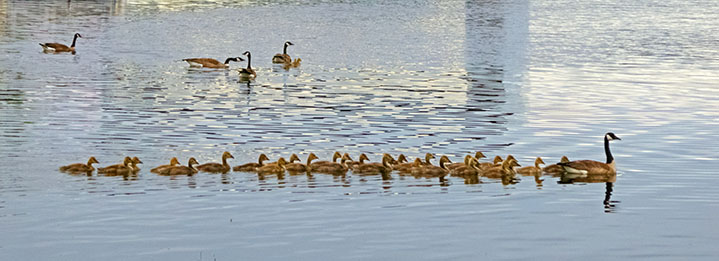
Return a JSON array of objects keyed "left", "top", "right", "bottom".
[
  {"left": 239, "top": 51, "right": 256, "bottom": 80},
  {"left": 310, "top": 151, "right": 342, "bottom": 170},
  {"left": 59, "top": 156, "right": 99, "bottom": 173},
  {"left": 516, "top": 157, "right": 545, "bottom": 176},
  {"left": 542, "top": 156, "right": 569, "bottom": 174},
  {"left": 411, "top": 155, "right": 452, "bottom": 182},
  {"left": 151, "top": 157, "right": 181, "bottom": 174},
  {"left": 558, "top": 132, "right": 621, "bottom": 176},
  {"left": 478, "top": 155, "right": 504, "bottom": 170},
  {"left": 346, "top": 153, "right": 369, "bottom": 170},
  {"left": 285, "top": 153, "right": 319, "bottom": 173},
  {"left": 197, "top": 151, "right": 234, "bottom": 173},
  {"left": 40, "top": 33, "right": 81, "bottom": 53},
  {"left": 395, "top": 158, "right": 422, "bottom": 173},
  {"left": 158, "top": 158, "right": 199, "bottom": 176},
  {"left": 234, "top": 154, "right": 270, "bottom": 172},
  {"left": 450, "top": 157, "right": 481, "bottom": 177},
  {"left": 97, "top": 157, "right": 134, "bottom": 176},
  {"left": 313, "top": 154, "right": 350, "bottom": 175},
  {"left": 272, "top": 41, "right": 294, "bottom": 64},
  {"left": 183, "top": 57, "right": 243, "bottom": 68},
  {"left": 353, "top": 153, "right": 393, "bottom": 175},
  {"left": 257, "top": 157, "right": 287, "bottom": 175},
  {"left": 446, "top": 155, "right": 473, "bottom": 171},
  {"left": 482, "top": 158, "right": 520, "bottom": 179}
]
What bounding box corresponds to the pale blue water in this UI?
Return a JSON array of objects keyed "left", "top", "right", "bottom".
[{"left": 1, "top": 0, "right": 718, "bottom": 260}]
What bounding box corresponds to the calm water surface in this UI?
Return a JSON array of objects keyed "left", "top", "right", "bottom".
[{"left": 1, "top": 0, "right": 718, "bottom": 260}]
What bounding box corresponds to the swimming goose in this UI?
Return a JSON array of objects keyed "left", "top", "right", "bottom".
[
  {"left": 59, "top": 156, "right": 99, "bottom": 173},
  {"left": 516, "top": 157, "right": 545, "bottom": 176},
  {"left": 542, "top": 156, "right": 569, "bottom": 174},
  {"left": 558, "top": 132, "right": 621, "bottom": 176},
  {"left": 411, "top": 155, "right": 452, "bottom": 182},
  {"left": 346, "top": 153, "right": 369, "bottom": 170},
  {"left": 309, "top": 151, "right": 342, "bottom": 170},
  {"left": 450, "top": 157, "right": 481, "bottom": 177},
  {"left": 158, "top": 158, "right": 199, "bottom": 176},
  {"left": 40, "top": 33, "right": 81, "bottom": 53},
  {"left": 482, "top": 158, "right": 520, "bottom": 179},
  {"left": 150, "top": 157, "right": 180, "bottom": 174},
  {"left": 353, "top": 153, "right": 394, "bottom": 175},
  {"left": 313, "top": 154, "right": 351, "bottom": 175},
  {"left": 394, "top": 158, "right": 422, "bottom": 173},
  {"left": 197, "top": 151, "right": 234, "bottom": 173},
  {"left": 234, "top": 153, "right": 270, "bottom": 172},
  {"left": 257, "top": 157, "right": 287, "bottom": 175},
  {"left": 97, "top": 157, "right": 134, "bottom": 176},
  {"left": 478, "top": 155, "right": 503, "bottom": 170},
  {"left": 446, "top": 155, "right": 473, "bottom": 170},
  {"left": 130, "top": 157, "right": 143, "bottom": 172},
  {"left": 238, "top": 51, "right": 256, "bottom": 80},
  {"left": 285, "top": 153, "right": 319, "bottom": 174},
  {"left": 272, "top": 41, "right": 294, "bottom": 64},
  {"left": 182, "top": 57, "right": 244, "bottom": 68},
  {"left": 421, "top": 153, "right": 435, "bottom": 166}
]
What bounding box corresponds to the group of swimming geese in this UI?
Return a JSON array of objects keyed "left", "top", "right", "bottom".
[
  {"left": 60, "top": 133, "right": 622, "bottom": 184},
  {"left": 39, "top": 33, "right": 301, "bottom": 80}
]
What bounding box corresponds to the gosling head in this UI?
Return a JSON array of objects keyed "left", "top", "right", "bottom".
[
  {"left": 170, "top": 157, "right": 180, "bottom": 166},
  {"left": 88, "top": 157, "right": 99, "bottom": 165},
  {"left": 342, "top": 153, "right": 353, "bottom": 162},
  {"left": 307, "top": 153, "right": 319, "bottom": 163},
  {"left": 438, "top": 156, "right": 452, "bottom": 169},
  {"left": 289, "top": 154, "right": 300, "bottom": 163},
  {"left": 536, "top": 157, "right": 545, "bottom": 166},
  {"left": 474, "top": 151, "right": 486, "bottom": 159},
  {"left": 358, "top": 153, "right": 370, "bottom": 163},
  {"left": 332, "top": 151, "right": 342, "bottom": 162},
  {"left": 560, "top": 156, "right": 569, "bottom": 163},
  {"left": 259, "top": 153, "right": 270, "bottom": 162},
  {"left": 123, "top": 157, "right": 133, "bottom": 166},
  {"left": 188, "top": 157, "right": 199, "bottom": 166},
  {"left": 397, "top": 154, "right": 408, "bottom": 164},
  {"left": 222, "top": 151, "right": 234, "bottom": 160},
  {"left": 132, "top": 157, "right": 143, "bottom": 165},
  {"left": 493, "top": 156, "right": 503, "bottom": 164}
]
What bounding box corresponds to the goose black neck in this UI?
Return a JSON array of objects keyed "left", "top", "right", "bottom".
[
  {"left": 604, "top": 135, "right": 614, "bottom": 164},
  {"left": 224, "top": 58, "right": 233, "bottom": 64},
  {"left": 71, "top": 34, "right": 79, "bottom": 48},
  {"left": 246, "top": 54, "right": 252, "bottom": 69},
  {"left": 283, "top": 44, "right": 288, "bottom": 54}
]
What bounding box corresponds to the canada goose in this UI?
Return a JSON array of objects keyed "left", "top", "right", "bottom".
[
  {"left": 272, "top": 41, "right": 294, "bottom": 64},
  {"left": 411, "top": 155, "right": 452, "bottom": 182},
  {"left": 395, "top": 158, "right": 422, "bottom": 173},
  {"left": 310, "top": 151, "right": 342, "bottom": 170},
  {"left": 446, "top": 155, "right": 473, "bottom": 170},
  {"left": 97, "top": 157, "right": 134, "bottom": 176},
  {"left": 347, "top": 153, "right": 369, "bottom": 170},
  {"left": 421, "top": 153, "right": 435, "bottom": 166},
  {"left": 40, "top": 33, "right": 81, "bottom": 53},
  {"left": 285, "top": 153, "right": 319, "bottom": 174},
  {"left": 482, "top": 158, "right": 520, "bottom": 179},
  {"left": 197, "top": 151, "right": 234, "bottom": 173},
  {"left": 542, "top": 156, "right": 569, "bottom": 174},
  {"left": 182, "top": 57, "right": 244, "bottom": 68},
  {"left": 150, "top": 157, "right": 181, "bottom": 174},
  {"left": 238, "top": 51, "right": 256, "bottom": 80},
  {"left": 234, "top": 153, "right": 270, "bottom": 172},
  {"left": 313, "top": 154, "right": 350, "bottom": 175},
  {"left": 257, "top": 157, "right": 287, "bottom": 175},
  {"left": 474, "top": 151, "right": 486, "bottom": 160},
  {"left": 478, "top": 155, "right": 503, "bottom": 170},
  {"left": 130, "top": 157, "right": 142, "bottom": 172},
  {"left": 516, "top": 157, "right": 545, "bottom": 176},
  {"left": 396, "top": 154, "right": 408, "bottom": 164},
  {"left": 558, "top": 132, "right": 621, "bottom": 176},
  {"left": 158, "top": 158, "right": 199, "bottom": 176},
  {"left": 450, "top": 157, "right": 481, "bottom": 177},
  {"left": 353, "top": 153, "right": 394, "bottom": 175},
  {"left": 59, "top": 156, "right": 99, "bottom": 173}
]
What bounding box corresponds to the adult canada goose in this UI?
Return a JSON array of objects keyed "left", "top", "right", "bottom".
[
  {"left": 347, "top": 153, "right": 369, "bottom": 170},
  {"left": 353, "top": 153, "right": 394, "bottom": 175},
  {"left": 446, "top": 155, "right": 473, "bottom": 170},
  {"left": 40, "top": 33, "right": 81, "bottom": 53},
  {"left": 542, "top": 156, "right": 569, "bottom": 175},
  {"left": 197, "top": 151, "right": 234, "bottom": 173},
  {"left": 313, "top": 154, "right": 351, "bottom": 175},
  {"left": 411, "top": 155, "right": 452, "bottom": 182},
  {"left": 516, "top": 157, "right": 545, "bottom": 176},
  {"left": 558, "top": 132, "right": 621, "bottom": 176},
  {"left": 482, "top": 158, "right": 520, "bottom": 179},
  {"left": 150, "top": 157, "right": 180, "bottom": 174},
  {"left": 97, "top": 157, "right": 134, "bottom": 176},
  {"left": 182, "top": 57, "right": 244, "bottom": 68},
  {"left": 272, "top": 41, "right": 294, "bottom": 64},
  {"left": 257, "top": 157, "right": 287, "bottom": 175},
  {"left": 238, "top": 51, "right": 256, "bottom": 80},
  {"left": 59, "top": 156, "right": 99, "bottom": 173},
  {"left": 450, "top": 157, "right": 481, "bottom": 177},
  {"left": 234, "top": 154, "right": 270, "bottom": 172},
  {"left": 478, "top": 155, "right": 503, "bottom": 170},
  {"left": 158, "top": 158, "right": 199, "bottom": 176},
  {"left": 309, "top": 151, "right": 342, "bottom": 170},
  {"left": 285, "top": 153, "right": 319, "bottom": 174}
]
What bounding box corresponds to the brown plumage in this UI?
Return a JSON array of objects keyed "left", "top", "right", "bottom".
[
  {"left": 59, "top": 156, "right": 99, "bottom": 173},
  {"left": 478, "top": 155, "right": 504, "bottom": 170},
  {"left": 516, "top": 157, "right": 545, "bottom": 176},
  {"left": 421, "top": 153, "right": 436, "bottom": 165},
  {"left": 411, "top": 155, "right": 452, "bottom": 182},
  {"left": 257, "top": 157, "right": 287, "bottom": 175},
  {"left": 558, "top": 132, "right": 621, "bottom": 177},
  {"left": 234, "top": 153, "right": 270, "bottom": 172},
  {"left": 450, "top": 157, "right": 481, "bottom": 177},
  {"left": 97, "top": 157, "right": 134, "bottom": 176},
  {"left": 196, "top": 151, "right": 234, "bottom": 173},
  {"left": 310, "top": 151, "right": 342, "bottom": 170},
  {"left": 482, "top": 158, "right": 520, "bottom": 179},
  {"left": 542, "top": 156, "right": 569, "bottom": 174},
  {"left": 239, "top": 51, "right": 257, "bottom": 80},
  {"left": 353, "top": 153, "right": 393, "bottom": 175},
  {"left": 285, "top": 153, "right": 319, "bottom": 174},
  {"left": 130, "top": 157, "right": 143, "bottom": 172},
  {"left": 183, "top": 57, "right": 244, "bottom": 68},
  {"left": 157, "top": 158, "right": 199, "bottom": 176},
  {"left": 151, "top": 157, "right": 181, "bottom": 174},
  {"left": 346, "top": 153, "right": 369, "bottom": 170},
  {"left": 272, "top": 41, "right": 294, "bottom": 64},
  {"left": 395, "top": 158, "right": 422, "bottom": 173},
  {"left": 40, "top": 33, "right": 81, "bottom": 53},
  {"left": 313, "top": 154, "right": 350, "bottom": 175},
  {"left": 446, "top": 155, "right": 473, "bottom": 170}
]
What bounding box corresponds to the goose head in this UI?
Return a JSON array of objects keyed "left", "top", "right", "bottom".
[
  {"left": 474, "top": 151, "right": 486, "bottom": 159},
  {"left": 258, "top": 153, "right": 270, "bottom": 163},
  {"left": 289, "top": 154, "right": 300, "bottom": 163},
  {"left": 606, "top": 132, "right": 621, "bottom": 141},
  {"left": 222, "top": 151, "right": 234, "bottom": 160},
  {"left": 381, "top": 153, "right": 394, "bottom": 168},
  {"left": 463, "top": 155, "right": 473, "bottom": 165},
  {"left": 493, "top": 155, "right": 503, "bottom": 164},
  {"left": 535, "top": 157, "right": 545, "bottom": 166},
  {"left": 560, "top": 156, "right": 569, "bottom": 163},
  {"left": 358, "top": 153, "right": 369, "bottom": 163},
  {"left": 438, "top": 156, "right": 452, "bottom": 170},
  {"left": 342, "top": 152, "right": 353, "bottom": 162},
  {"left": 188, "top": 157, "right": 199, "bottom": 167},
  {"left": 170, "top": 157, "right": 180, "bottom": 166},
  {"left": 122, "top": 157, "right": 133, "bottom": 167},
  {"left": 425, "top": 153, "right": 435, "bottom": 164},
  {"left": 88, "top": 156, "right": 99, "bottom": 165},
  {"left": 397, "top": 154, "right": 408, "bottom": 164},
  {"left": 307, "top": 153, "right": 319, "bottom": 164},
  {"left": 332, "top": 151, "right": 342, "bottom": 162}
]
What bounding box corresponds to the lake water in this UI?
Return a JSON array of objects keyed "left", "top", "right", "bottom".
[{"left": 1, "top": 0, "right": 718, "bottom": 260}]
